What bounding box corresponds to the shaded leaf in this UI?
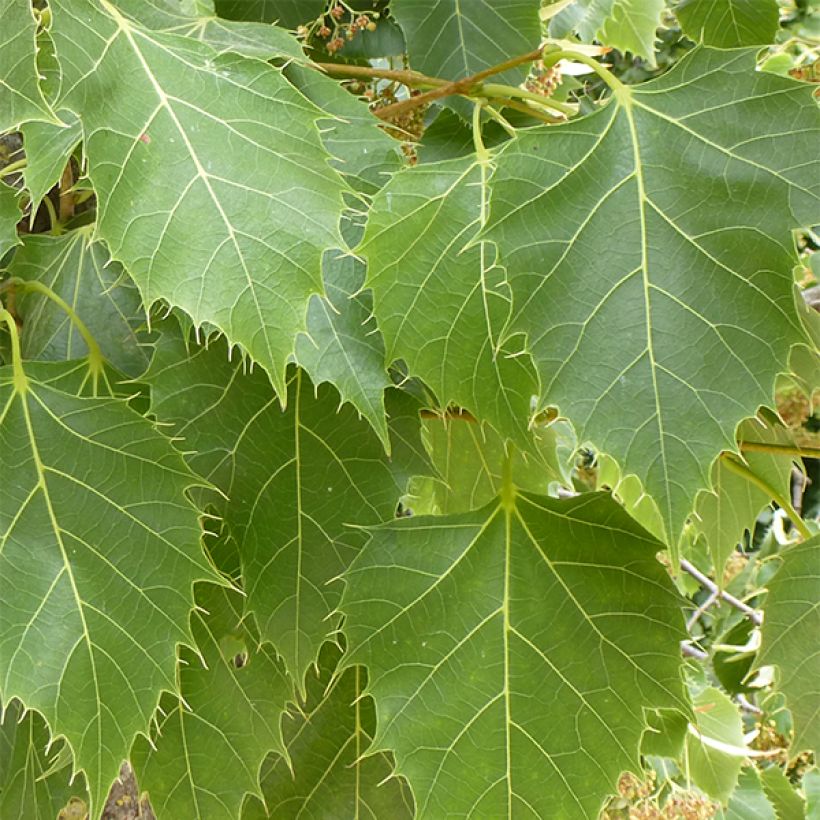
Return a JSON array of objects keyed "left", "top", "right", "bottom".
[
  {"left": 361, "top": 157, "right": 538, "bottom": 446},
  {"left": 48, "top": 0, "right": 347, "bottom": 397},
  {"left": 391, "top": 0, "right": 540, "bottom": 86},
  {"left": 0, "top": 181, "right": 21, "bottom": 257},
  {"left": 676, "top": 0, "right": 780, "bottom": 48},
  {"left": 228, "top": 368, "right": 426, "bottom": 689},
  {"left": 760, "top": 765, "right": 807, "bottom": 820},
  {"left": 718, "top": 766, "right": 777, "bottom": 820},
  {"left": 0, "top": 0, "right": 54, "bottom": 132},
  {"left": 244, "top": 643, "right": 413, "bottom": 820},
  {"left": 0, "top": 700, "right": 85, "bottom": 819},
  {"left": 214, "top": 0, "right": 325, "bottom": 29},
  {"left": 757, "top": 537, "right": 820, "bottom": 757},
  {"left": 340, "top": 491, "right": 688, "bottom": 818},
  {"left": 0, "top": 361, "right": 221, "bottom": 815},
  {"left": 132, "top": 584, "right": 291, "bottom": 820},
  {"left": 486, "top": 48, "right": 818, "bottom": 543},
  {"left": 11, "top": 229, "right": 152, "bottom": 378}
]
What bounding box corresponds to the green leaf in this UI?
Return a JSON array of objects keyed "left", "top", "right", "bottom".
[
  {"left": 596, "top": 453, "right": 665, "bottom": 541},
  {"left": 361, "top": 157, "right": 538, "bottom": 446},
  {"left": 686, "top": 686, "right": 745, "bottom": 803},
  {"left": 718, "top": 766, "right": 777, "bottom": 820},
  {"left": 132, "top": 583, "right": 291, "bottom": 820},
  {"left": 760, "top": 765, "right": 807, "bottom": 820},
  {"left": 391, "top": 0, "right": 540, "bottom": 85},
  {"left": 0, "top": 363, "right": 221, "bottom": 815},
  {"left": 340, "top": 491, "right": 688, "bottom": 818},
  {"left": 0, "top": 0, "right": 54, "bottom": 132},
  {"left": 0, "top": 181, "right": 21, "bottom": 257},
  {"left": 806, "top": 768, "right": 820, "bottom": 820},
  {"left": 214, "top": 0, "right": 325, "bottom": 29},
  {"left": 10, "top": 230, "right": 152, "bottom": 378},
  {"left": 641, "top": 708, "right": 688, "bottom": 757},
  {"left": 20, "top": 112, "right": 82, "bottom": 212},
  {"left": 112, "top": 0, "right": 307, "bottom": 61},
  {"left": 694, "top": 415, "right": 796, "bottom": 576},
  {"left": 676, "top": 0, "right": 780, "bottom": 47},
  {"left": 576, "top": 0, "right": 664, "bottom": 63},
  {"left": 48, "top": 0, "right": 347, "bottom": 397},
  {"left": 410, "top": 415, "right": 575, "bottom": 515},
  {"left": 0, "top": 700, "right": 86, "bottom": 819},
  {"left": 296, "top": 248, "right": 392, "bottom": 448},
  {"left": 757, "top": 537, "right": 820, "bottom": 757},
  {"left": 228, "top": 368, "right": 426, "bottom": 689},
  {"left": 244, "top": 643, "right": 414, "bottom": 820},
  {"left": 486, "top": 48, "right": 819, "bottom": 542}
]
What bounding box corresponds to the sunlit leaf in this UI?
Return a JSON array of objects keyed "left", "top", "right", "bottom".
[
  {"left": 0, "top": 361, "right": 221, "bottom": 815},
  {"left": 48, "top": 0, "right": 347, "bottom": 397},
  {"left": 341, "top": 491, "right": 688, "bottom": 818},
  {"left": 760, "top": 764, "right": 807, "bottom": 820},
  {"left": 575, "top": 0, "right": 665, "bottom": 63},
  {"left": 676, "top": 0, "right": 780, "bottom": 47},
  {"left": 757, "top": 537, "right": 820, "bottom": 757},
  {"left": 486, "top": 48, "right": 819, "bottom": 543},
  {"left": 717, "top": 766, "right": 776, "bottom": 820}
]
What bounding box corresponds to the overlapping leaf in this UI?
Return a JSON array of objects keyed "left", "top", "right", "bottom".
[
  {"left": 0, "top": 181, "right": 20, "bottom": 257},
  {"left": 228, "top": 369, "right": 427, "bottom": 689},
  {"left": 0, "top": 360, "right": 221, "bottom": 815},
  {"left": 391, "top": 0, "right": 540, "bottom": 85},
  {"left": 11, "top": 230, "right": 151, "bottom": 378},
  {"left": 718, "top": 766, "right": 777, "bottom": 820},
  {"left": 132, "top": 584, "right": 291, "bottom": 820},
  {"left": 676, "top": 0, "right": 780, "bottom": 48},
  {"left": 361, "top": 157, "right": 538, "bottom": 446},
  {"left": 0, "top": 700, "right": 85, "bottom": 819},
  {"left": 757, "top": 537, "right": 820, "bottom": 757},
  {"left": 214, "top": 0, "right": 325, "bottom": 29},
  {"left": 575, "top": 0, "right": 665, "bottom": 63},
  {"left": 0, "top": 0, "right": 54, "bottom": 133},
  {"left": 47, "top": 0, "right": 347, "bottom": 397},
  {"left": 244, "top": 643, "right": 413, "bottom": 820},
  {"left": 341, "top": 491, "right": 688, "bottom": 818},
  {"left": 486, "top": 48, "right": 819, "bottom": 542}
]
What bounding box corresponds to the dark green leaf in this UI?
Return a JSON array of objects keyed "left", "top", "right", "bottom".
[{"left": 676, "top": 0, "right": 780, "bottom": 47}]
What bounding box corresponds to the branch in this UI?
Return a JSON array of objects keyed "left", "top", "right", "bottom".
[{"left": 680, "top": 558, "right": 763, "bottom": 626}]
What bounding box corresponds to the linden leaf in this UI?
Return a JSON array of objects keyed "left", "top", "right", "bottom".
[
  {"left": 757, "top": 537, "right": 820, "bottom": 757},
  {"left": 47, "top": 0, "right": 347, "bottom": 397},
  {"left": 132, "top": 584, "right": 291, "bottom": 820},
  {"left": 10, "top": 230, "right": 151, "bottom": 378},
  {"left": 676, "top": 0, "right": 780, "bottom": 48},
  {"left": 340, "top": 492, "right": 688, "bottom": 818},
  {"left": 0, "top": 0, "right": 54, "bottom": 132},
  {"left": 486, "top": 48, "right": 819, "bottom": 542},
  {"left": 0, "top": 362, "right": 221, "bottom": 816}
]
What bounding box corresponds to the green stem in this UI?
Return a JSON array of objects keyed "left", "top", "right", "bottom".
[
  {"left": 738, "top": 440, "right": 820, "bottom": 459},
  {"left": 479, "top": 83, "right": 576, "bottom": 115},
  {"left": 0, "top": 308, "right": 27, "bottom": 392},
  {"left": 541, "top": 48, "right": 624, "bottom": 94},
  {"left": 4, "top": 277, "right": 105, "bottom": 382},
  {"left": 472, "top": 101, "right": 491, "bottom": 164},
  {"left": 0, "top": 159, "right": 27, "bottom": 178},
  {"left": 722, "top": 455, "right": 811, "bottom": 539}
]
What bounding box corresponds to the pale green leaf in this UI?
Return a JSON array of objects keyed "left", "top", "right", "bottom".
[
  {"left": 760, "top": 765, "right": 807, "bottom": 820},
  {"left": 10, "top": 230, "right": 151, "bottom": 378},
  {"left": 676, "top": 0, "right": 780, "bottom": 47},
  {"left": 0, "top": 181, "right": 21, "bottom": 257},
  {"left": 641, "top": 708, "right": 688, "bottom": 757},
  {"left": 757, "top": 537, "right": 820, "bottom": 757},
  {"left": 132, "top": 584, "right": 291, "bottom": 820},
  {"left": 718, "top": 766, "right": 777, "bottom": 820},
  {"left": 361, "top": 157, "right": 538, "bottom": 446},
  {"left": 391, "top": 0, "right": 540, "bottom": 85},
  {"left": 694, "top": 415, "right": 796, "bottom": 577},
  {"left": 486, "top": 48, "right": 819, "bottom": 542},
  {"left": 409, "top": 415, "right": 575, "bottom": 515},
  {"left": 340, "top": 492, "right": 688, "bottom": 818},
  {"left": 576, "top": 0, "right": 664, "bottom": 63},
  {"left": 228, "top": 368, "right": 426, "bottom": 689},
  {"left": 20, "top": 112, "right": 82, "bottom": 212},
  {"left": 0, "top": 0, "right": 54, "bottom": 132},
  {"left": 112, "top": 0, "right": 306, "bottom": 61},
  {"left": 596, "top": 453, "right": 666, "bottom": 541},
  {"left": 48, "top": 0, "right": 347, "bottom": 397},
  {"left": 243, "top": 643, "right": 414, "bottom": 820},
  {"left": 214, "top": 0, "right": 325, "bottom": 29},
  {"left": 0, "top": 363, "right": 221, "bottom": 815},
  {"left": 0, "top": 700, "right": 86, "bottom": 819},
  {"left": 805, "top": 768, "right": 820, "bottom": 820},
  {"left": 686, "top": 686, "right": 745, "bottom": 803}
]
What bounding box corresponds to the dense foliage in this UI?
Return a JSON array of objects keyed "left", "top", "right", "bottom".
[{"left": 0, "top": 0, "right": 819, "bottom": 818}]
